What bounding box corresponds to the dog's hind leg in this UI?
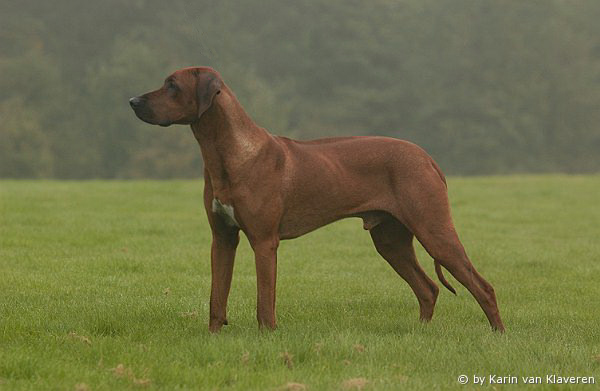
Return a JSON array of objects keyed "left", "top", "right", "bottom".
[
  {"left": 369, "top": 218, "right": 439, "bottom": 322},
  {"left": 399, "top": 190, "right": 505, "bottom": 331},
  {"left": 390, "top": 165, "right": 505, "bottom": 331},
  {"left": 415, "top": 225, "right": 505, "bottom": 332}
]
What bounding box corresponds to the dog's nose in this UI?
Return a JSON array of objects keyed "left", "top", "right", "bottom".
[{"left": 129, "top": 97, "right": 142, "bottom": 108}]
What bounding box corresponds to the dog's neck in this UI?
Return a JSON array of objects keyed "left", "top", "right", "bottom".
[{"left": 190, "top": 87, "right": 270, "bottom": 192}]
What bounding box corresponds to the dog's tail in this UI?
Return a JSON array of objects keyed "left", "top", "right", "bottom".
[{"left": 434, "top": 260, "right": 456, "bottom": 295}]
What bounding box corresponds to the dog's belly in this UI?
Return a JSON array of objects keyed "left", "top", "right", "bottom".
[
  {"left": 278, "top": 209, "right": 390, "bottom": 240},
  {"left": 278, "top": 209, "right": 354, "bottom": 239}
]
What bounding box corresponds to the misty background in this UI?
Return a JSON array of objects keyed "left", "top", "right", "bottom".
[{"left": 1, "top": 0, "right": 599, "bottom": 179}]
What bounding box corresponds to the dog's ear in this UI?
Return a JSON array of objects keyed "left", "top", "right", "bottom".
[{"left": 196, "top": 72, "right": 222, "bottom": 119}]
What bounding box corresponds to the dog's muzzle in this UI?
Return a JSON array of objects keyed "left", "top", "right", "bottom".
[{"left": 129, "top": 96, "right": 157, "bottom": 125}]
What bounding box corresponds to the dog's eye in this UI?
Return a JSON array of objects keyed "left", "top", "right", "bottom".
[{"left": 166, "top": 82, "right": 178, "bottom": 95}]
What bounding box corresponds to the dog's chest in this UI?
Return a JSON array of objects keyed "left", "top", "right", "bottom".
[{"left": 211, "top": 198, "right": 240, "bottom": 227}]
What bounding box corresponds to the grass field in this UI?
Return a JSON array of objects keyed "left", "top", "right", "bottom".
[{"left": 1, "top": 176, "right": 599, "bottom": 390}]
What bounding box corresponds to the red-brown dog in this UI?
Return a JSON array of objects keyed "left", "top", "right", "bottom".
[{"left": 130, "top": 67, "right": 505, "bottom": 332}]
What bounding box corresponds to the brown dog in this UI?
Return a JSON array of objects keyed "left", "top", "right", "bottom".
[{"left": 130, "top": 66, "right": 505, "bottom": 332}]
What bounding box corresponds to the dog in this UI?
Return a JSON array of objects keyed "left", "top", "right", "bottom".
[{"left": 130, "top": 66, "right": 505, "bottom": 332}]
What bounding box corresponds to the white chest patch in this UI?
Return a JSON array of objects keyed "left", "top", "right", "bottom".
[{"left": 211, "top": 198, "right": 240, "bottom": 227}]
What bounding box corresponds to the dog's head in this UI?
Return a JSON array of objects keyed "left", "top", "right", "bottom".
[{"left": 129, "top": 67, "right": 222, "bottom": 127}]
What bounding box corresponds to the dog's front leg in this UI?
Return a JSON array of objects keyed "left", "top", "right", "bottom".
[
  {"left": 209, "top": 230, "right": 239, "bottom": 333},
  {"left": 250, "top": 237, "right": 279, "bottom": 330}
]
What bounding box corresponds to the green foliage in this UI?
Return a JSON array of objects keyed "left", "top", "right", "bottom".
[
  {"left": 0, "top": 1, "right": 599, "bottom": 177},
  {"left": 0, "top": 98, "right": 53, "bottom": 177},
  {"left": 1, "top": 177, "right": 599, "bottom": 389}
]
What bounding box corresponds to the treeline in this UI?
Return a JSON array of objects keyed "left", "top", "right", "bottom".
[{"left": 1, "top": 0, "right": 599, "bottom": 178}]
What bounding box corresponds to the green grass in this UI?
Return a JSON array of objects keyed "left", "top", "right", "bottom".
[{"left": 1, "top": 176, "right": 599, "bottom": 390}]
